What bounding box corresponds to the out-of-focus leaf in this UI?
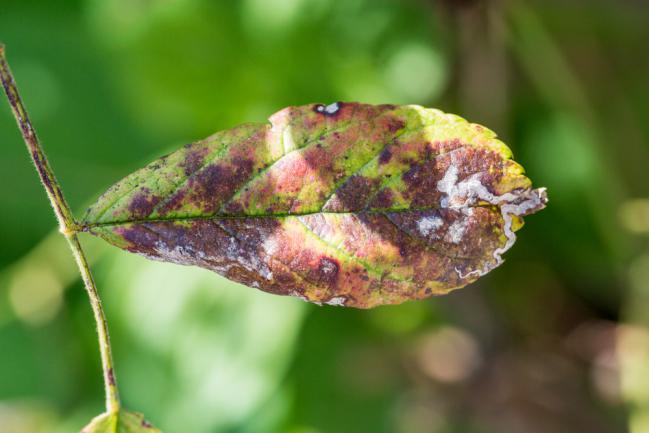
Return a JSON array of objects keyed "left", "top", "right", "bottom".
[
  {"left": 100, "top": 251, "right": 305, "bottom": 432},
  {"left": 80, "top": 410, "right": 160, "bottom": 433},
  {"left": 83, "top": 102, "right": 547, "bottom": 308}
]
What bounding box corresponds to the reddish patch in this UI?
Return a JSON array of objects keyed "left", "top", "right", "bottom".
[
  {"left": 401, "top": 159, "right": 446, "bottom": 208},
  {"left": 223, "top": 201, "right": 245, "bottom": 215},
  {"left": 180, "top": 145, "right": 210, "bottom": 176},
  {"left": 116, "top": 225, "right": 159, "bottom": 252},
  {"left": 187, "top": 157, "right": 254, "bottom": 213},
  {"left": 128, "top": 188, "right": 161, "bottom": 219},
  {"left": 157, "top": 189, "right": 187, "bottom": 216},
  {"left": 324, "top": 175, "right": 380, "bottom": 211},
  {"left": 402, "top": 164, "right": 423, "bottom": 185},
  {"left": 302, "top": 144, "right": 332, "bottom": 170},
  {"left": 368, "top": 188, "right": 394, "bottom": 209}
]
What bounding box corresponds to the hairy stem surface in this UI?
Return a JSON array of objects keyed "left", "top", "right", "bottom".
[{"left": 0, "top": 44, "right": 120, "bottom": 413}]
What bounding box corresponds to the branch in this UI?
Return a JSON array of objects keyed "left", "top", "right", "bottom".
[{"left": 0, "top": 43, "right": 120, "bottom": 413}]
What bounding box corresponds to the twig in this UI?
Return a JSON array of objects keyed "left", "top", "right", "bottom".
[{"left": 0, "top": 43, "right": 120, "bottom": 413}]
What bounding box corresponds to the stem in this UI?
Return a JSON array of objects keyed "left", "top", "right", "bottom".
[{"left": 0, "top": 44, "right": 120, "bottom": 413}]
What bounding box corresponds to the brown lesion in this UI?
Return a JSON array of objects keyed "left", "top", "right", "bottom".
[
  {"left": 367, "top": 188, "right": 395, "bottom": 209},
  {"left": 155, "top": 189, "right": 187, "bottom": 216},
  {"left": 386, "top": 117, "right": 406, "bottom": 134},
  {"left": 315, "top": 257, "right": 340, "bottom": 286},
  {"left": 378, "top": 148, "right": 393, "bottom": 164},
  {"left": 179, "top": 143, "right": 211, "bottom": 176},
  {"left": 186, "top": 157, "right": 255, "bottom": 214},
  {"left": 385, "top": 207, "right": 504, "bottom": 261},
  {"left": 127, "top": 188, "right": 162, "bottom": 219},
  {"left": 322, "top": 175, "right": 382, "bottom": 212}
]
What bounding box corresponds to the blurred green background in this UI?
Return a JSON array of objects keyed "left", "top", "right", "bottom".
[{"left": 1, "top": 0, "right": 648, "bottom": 432}]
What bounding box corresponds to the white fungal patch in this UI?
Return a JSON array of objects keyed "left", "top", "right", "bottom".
[
  {"left": 417, "top": 215, "right": 444, "bottom": 237},
  {"left": 262, "top": 237, "right": 279, "bottom": 256},
  {"left": 153, "top": 241, "right": 202, "bottom": 266},
  {"left": 437, "top": 158, "right": 547, "bottom": 277},
  {"left": 325, "top": 102, "right": 340, "bottom": 114},
  {"left": 437, "top": 164, "right": 461, "bottom": 208},
  {"left": 316, "top": 102, "right": 341, "bottom": 115},
  {"left": 445, "top": 208, "right": 473, "bottom": 244},
  {"left": 151, "top": 240, "right": 240, "bottom": 275},
  {"left": 325, "top": 296, "right": 346, "bottom": 306},
  {"left": 447, "top": 219, "right": 467, "bottom": 244},
  {"left": 224, "top": 237, "right": 273, "bottom": 280}
]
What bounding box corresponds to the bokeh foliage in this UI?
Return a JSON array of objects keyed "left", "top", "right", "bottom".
[{"left": 1, "top": 0, "right": 648, "bottom": 432}]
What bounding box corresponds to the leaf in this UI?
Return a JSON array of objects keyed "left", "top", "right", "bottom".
[
  {"left": 82, "top": 102, "right": 547, "bottom": 308},
  {"left": 80, "top": 410, "right": 161, "bottom": 433}
]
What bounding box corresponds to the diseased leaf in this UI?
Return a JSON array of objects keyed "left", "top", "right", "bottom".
[
  {"left": 82, "top": 102, "right": 547, "bottom": 308},
  {"left": 80, "top": 410, "right": 161, "bottom": 433}
]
